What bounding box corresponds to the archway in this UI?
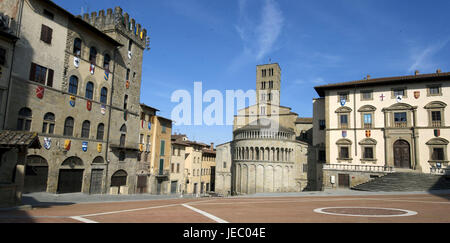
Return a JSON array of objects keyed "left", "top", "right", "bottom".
[
  {"left": 393, "top": 140, "right": 411, "bottom": 169},
  {"left": 111, "top": 170, "right": 128, "bottom": 195},
  {"left": 24, "top": 155, "right": 48, "bottom": 193},
  {"left": 58, "top": 157, "right": 84, "bottom": 194}
]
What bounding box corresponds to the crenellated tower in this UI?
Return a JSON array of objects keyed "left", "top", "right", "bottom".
[{"left": 78, "top": 7, "right": 150, "bottom": 176}]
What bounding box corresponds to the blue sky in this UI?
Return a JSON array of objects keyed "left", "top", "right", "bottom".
[{"left": 55, "top": 0, "right": 450, "bottom": 146}]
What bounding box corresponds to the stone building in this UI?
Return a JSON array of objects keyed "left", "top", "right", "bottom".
[
  {"left": 215, "top": 63, "right": 311, "bottom": 195},
  {"left": 313, "top": 71, "right": 450, "bottom": 189},
  {"left": 201, "top": 144, "right": 216, "bottom": 194},
  {"left": 148, "top": 115, "right": 172, "bottom": 194},
  {"left": 138, "top": 104, "right": 173, "bottom": 195},
  {"left": 170, "top": 136, "right": 188, "bottom": 194},
  {"left": 136, "top": 104, "right": 157, "bottom": 193},
  {"left": 172, "top": 134, "right": 216, "bottom": 195},
  {"left": 1, "top": 0, "right": 149, "bottom": 195}
]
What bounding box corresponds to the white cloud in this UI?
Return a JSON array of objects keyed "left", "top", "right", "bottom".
[
  {"left": 229, "top": 0, "right": 284, "bottom": 71},
  {"left": 408, "top": 38, "right": 450, "bottom": 73}
]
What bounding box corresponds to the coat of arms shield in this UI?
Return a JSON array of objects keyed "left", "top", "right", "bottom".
[
  {"left": 69, "top": 96, "right": 76, "bottom": 107},
  {"left": 82, "top": 141, "right": 88, "bottom": 152},
  {"left": 43, "top": 137, "right": 51, "bottom": 150},
  {"left": 414, "top": 91, "right": 420, "bottom": 99},
  {"left": 36, "top": 86, "right": 45, "bottom": 99}
]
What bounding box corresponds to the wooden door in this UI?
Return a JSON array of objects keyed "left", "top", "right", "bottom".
[
  {"left": 338, "top": 174, "right": 350, "bottom": 188},
  {"left": 58, "top": 169, "right": 84, "bottom": 194},
  {"left": 89, "top": 169, "right": 103, "bottom": 194},
  {"left": 394, "top": 140, "right": 411, "bottom": 169}
]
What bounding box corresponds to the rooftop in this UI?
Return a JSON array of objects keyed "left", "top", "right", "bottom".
[{"left": 314, "top": 70, "right": 450, "bottom": 97}]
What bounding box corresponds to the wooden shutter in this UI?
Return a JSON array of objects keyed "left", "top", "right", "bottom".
[
  {"left": 29, "top": 63, "right": 37, "bottom": 81},
  {"left": 40, "top": 25, "right": 52, "bottom": 44},
  {"left": 47, "top": 69, "right": 54, "bottom": 87},
  {"left": 46, "top": 27, "right": 52, "bottom": 44}
]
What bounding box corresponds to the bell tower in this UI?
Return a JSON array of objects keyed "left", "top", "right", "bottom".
[{"left": 256, "top": 63, "right": 281, "bottom": 116}]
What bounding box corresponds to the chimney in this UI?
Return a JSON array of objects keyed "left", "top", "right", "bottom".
[
  {"left": 210, "top": 143, "right": 214, "bottom": 150},
  {"left": 415, "top": 70, "right": 420, "bottom": 75},
  {"left": 437, "top": 69, "right": 442, "bottom": 74}
]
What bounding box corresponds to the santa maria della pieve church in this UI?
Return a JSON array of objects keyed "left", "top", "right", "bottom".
[{"left": 215, "top": 63, "right": 317, "bottom": 195}]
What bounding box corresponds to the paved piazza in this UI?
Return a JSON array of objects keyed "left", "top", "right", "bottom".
[{"left": 0, "top": 191, "right": 449, "bottom": 223}]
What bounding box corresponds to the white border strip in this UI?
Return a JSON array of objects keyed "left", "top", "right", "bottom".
[
  {"left": 313, "top": 207, "right": 418, "bottom": 218},
  {"left": 182, "top": 204, "right": 229, "bottom": 223},
  {"left": 70, "top": 216, "right": 98, "bottom": 223}
]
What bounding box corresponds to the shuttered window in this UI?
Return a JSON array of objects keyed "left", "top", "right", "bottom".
[
  {"left": 40, "top": 25, "right": 53, "bottom": 44},
  {"left": 29, "top": 63, "right": 53, "bottom": 87},
  {"left": 160, "top": 140, "right": 165, "bottom": 156}
]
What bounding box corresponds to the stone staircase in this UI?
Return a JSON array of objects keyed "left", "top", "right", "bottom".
[{"left": 352, "top": 172, "right": 450, "bottom": 192}]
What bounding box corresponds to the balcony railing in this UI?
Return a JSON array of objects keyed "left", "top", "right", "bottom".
[
  {"left": 431, "top": 121, "right": 442, "bottom": 127},
  {"left": 394, "top": 122, "right": 407, "bottom": 128},
  {"left": 323, "top": 164, "right": 395, "bottom": 173},
  {"left": 156, "top": 169, "right": 170, "bottom": 178},
  {"left": 430, "top": 167, "right": 449, "bottom": 175}
]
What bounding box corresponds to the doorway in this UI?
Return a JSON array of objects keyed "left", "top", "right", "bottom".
[{"left": 394, "top": 140, "right": 411, "bottom": 169}]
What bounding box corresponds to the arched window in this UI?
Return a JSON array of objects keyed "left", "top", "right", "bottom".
[
  {"left": 103, "top": 54, "right": 110, "bottom": 71},
  {"left": 17, "top": 108, "right": 32, "bottom": 131},
  {"left": 42, "top": 112, "right": 55, "bottom": 134},
  {"left": 63, "top": 117, "right": 74, "bottom": 136},
  {"left": 81, "top": 120, "right": 90, "bottom": 138},
  {"left": 124, "top": 95, "right": 128, "bottom": 110},
  {"left": 96, "top": 123, "right": 104, "bottom": 140},
  {"left": 89, "top": 46, "right": 97, "bottom": 64},
  {"left": 68, "top": 76, "right": 78, "bottom": 95},
  {"left": 120, "top": 124, "right": 126, "bottom": 147},
  {"left": 85, "top": 82, "right": 94, "bottom": 100},
  {"left": 100, "top": 87, "right": 108, "bottom": 104},
  {"left": 73, "top": 38, "right": 81, "bottom": 56}
]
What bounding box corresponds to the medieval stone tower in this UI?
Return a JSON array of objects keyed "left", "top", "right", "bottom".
[{"left": 77, "top": 7, "right": 150, "bottom": 193}]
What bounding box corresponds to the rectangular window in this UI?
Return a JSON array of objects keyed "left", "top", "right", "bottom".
[
  {"left": 361, "top": 91, "right": 372, "bottom": 100},
  {"left": 223, "top": 162, "right": 227, "bottom": 168},
  {"left": 29, "top": 63, "right": 53, "bottom": 87},
  {"left": 162, "top": 125, "right": 166, "bottom": 133},
  {"left": 394, "top": 112, "right": 407, "bottom": 128},
  {"left": 159, "top": 159, "right": 164, "bottom": 175},
  {"left": 339, "top": 93, "right": 349, "bottom": 103},
  {"left": 171, "top": 163, "right": 174, "bottom": 173},
  {"left": 160, "top": 140, "right": 165, "bottom": 156},
  {"left": 340, "top": 147, "right": 349, "bottom": 159},
  {"left": 432, "top": 148, "right": 444, "bottom": 161},
  {"left": 364, "top": 113, "right": 372, "bottom": 128},
  {"left": 40, "top": 25, "right": 53, "bottom": 44},
  {"left": 0, "top": 47, "right": 6, "bottom": 66},
  {"left": 177, "top": 163, "right": 180, "bottom": 173},
  {"left": 393, "top": 89, "right": 405, "bottom": 97},
  {"left": 340, "top": 114, "right": 348, "bottom": 128},
  {"left": 318, "top": 150, "right": 326, "bottom": 161},
  {"left": 363, "top": 147, "right": 374, "bottom": 159},
  {"left": 262, "top": 69, "right": 266, "bottom": 77},
  {"left": 269, "top": 81, "right": 273, "bottom": 89},
  {"left": 43, "top": 9, "right": 54, "bottom": 20},
  {"left": 319, "top": 120, "right": 326, "bottom": 130},
  {"left": 431, "top": 111, "right": 442, "bottom": 127},
  {"left": 429, "top": 86, "right": 441, "bottom": 95}
]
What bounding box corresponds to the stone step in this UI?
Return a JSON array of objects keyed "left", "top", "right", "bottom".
[{"left": 352, "top": 172, "right": 450, "bottom": 192}]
